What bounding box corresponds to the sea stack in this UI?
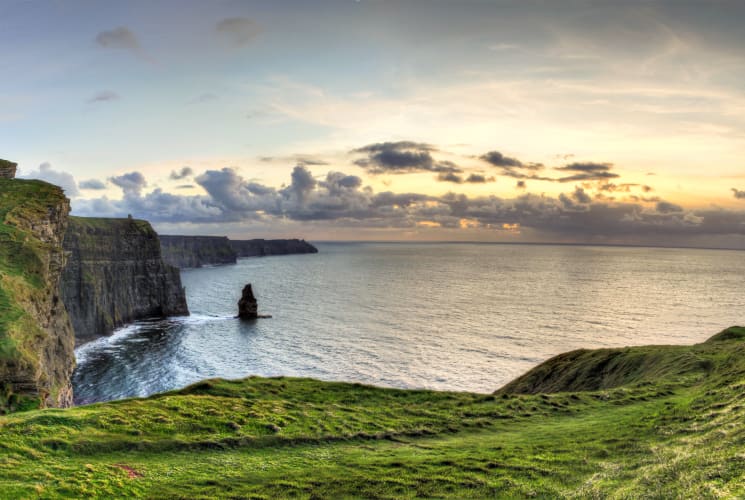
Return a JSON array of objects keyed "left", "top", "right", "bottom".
[{"left": 237, "top": 283, "right": 258, "bottom": 319}]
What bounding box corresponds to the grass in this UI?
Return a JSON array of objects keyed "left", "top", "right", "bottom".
[
  {"left": 0, "top": 179, "right": 70, "bottom": 411},
  {"left": 0, "top": 327, "right": 744, "bottom": 497}
]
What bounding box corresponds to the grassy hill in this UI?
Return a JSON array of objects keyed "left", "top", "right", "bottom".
[{"left": 0, "top": 327, "right": 744, "bottom": 497}]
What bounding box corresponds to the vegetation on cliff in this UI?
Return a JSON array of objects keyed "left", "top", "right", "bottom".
[
  {"left": 0, "top": 178, "right": 75, "bottom": 412},
  {"left": 0, "top": 327, "right": 743, "bottom": 497}
]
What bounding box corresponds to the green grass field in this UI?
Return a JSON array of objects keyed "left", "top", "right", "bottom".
[{"left": 0, "top": 327, "right": 744, "bottom": 498}]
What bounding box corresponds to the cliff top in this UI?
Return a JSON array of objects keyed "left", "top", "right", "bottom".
[
  {"left": 1, "top": 326, "right": 744, "bottom": 496},
  {"left": 68, "top": 216, "right": 152, "bottom": 232}
]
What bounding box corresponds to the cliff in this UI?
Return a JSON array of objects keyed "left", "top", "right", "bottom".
[
  {"left": 230, "top": 238, "right": 318, "bottom": 257},
  {"left": 159, "top": 235, "right": 237, "bottom": 269},
  {"left": 60, "top": 217, "right": 189, "bottom": 343},
  {"left": 0, "top": 178, "right": 75, "bottom": 411}
]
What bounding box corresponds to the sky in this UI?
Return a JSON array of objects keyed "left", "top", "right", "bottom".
[{"left": 2, "top": 0, "right": 745, "bottom": 247}]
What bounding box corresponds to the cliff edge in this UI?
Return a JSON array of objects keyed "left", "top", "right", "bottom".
[
  {"left": 61, "top": 217, "right": 189, "bottom": 343},
  {"left": 231, "top": 238, "right": 318, "bottom": 257},
  {"left": 0, "top": 176, "right": 75, "bottom": 411},
  {"left": 159, "top": 235, "right": 237, "bottom": 269}
]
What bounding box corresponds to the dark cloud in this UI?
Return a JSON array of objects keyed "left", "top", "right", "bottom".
[
  {"left": 216, "top": 17, "right": 261, "bottom": 47},
  {"left": 95, "top": 27, "right": 140, "bottom": 51},
  {"left": 467, "top": 174, "right": 493, "bottom": 183},
  {"left": 572, "top": 187, "right": 592, "bottom": 204},
  {"left": 559, "top": 187, "right": 591, "bottom": 212},
  {"left": 656, "top": 201, "right": 683, "bottom": 213},
  {"left": 479, "top": 150, "right": 549, "bottom": 180},
  {"left": 170, "top": 167, "right": 194, "bottom": 180},
  {"left": 176, "top": 184, "right": 195, "bottom": 190},
  {"left": 287, "top": 165, "right": 317, "bottom": 202},
  {"left": 352, "top": 141, "right": 460, "bottom": 175},
  {"left": 555, "top": 162, "right": 620, "bottom": 182},
  {"left": 79, "top": 179, "right": 106, "bottom": 190},
  {"left": 295, "top": 157, "right": 329, "bottom": 166},
  {"left": 480, "top": 151, "right": 526, "bottom": 168},
  {"left": 437, "top": 172, "right": 495, "bottom": 184},
  {"left": 437, "top": 172, "right": 465, "bottom": 184},
  {"left": 21, "top": 163, "right": 79, "bottom": 197},
  {"left": 110, "top": 171, "right": 147, "bottom": 196},
  {"left": 88, "top": 90, "right": 119, "bottom": 103},
  {"left": 516, "top": 180, "right": 526, "bottom": 189},
  {"left": 195, "top": 168, "right": 277, "bottom": 214},
  {"left": 732, "top": 188, "right": 745, "bottom": 199}
]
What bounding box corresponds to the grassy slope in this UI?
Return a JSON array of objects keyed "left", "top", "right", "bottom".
[
  {"left": 0, "top": 179, "right": 68, "bottom": 411},
  {"left": 0, "top": 328, "right": 743, "bottom": 498}
]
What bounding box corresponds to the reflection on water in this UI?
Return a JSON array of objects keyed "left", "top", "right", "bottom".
[{"left": 73, "top": 243, "right": 745, "bottom": 404}]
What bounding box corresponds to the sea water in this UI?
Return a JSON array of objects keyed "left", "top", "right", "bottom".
[{"left": 73, "top": 243, "right": 745, "bottom": 404}]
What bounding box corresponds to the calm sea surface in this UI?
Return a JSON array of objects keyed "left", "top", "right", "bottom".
[{"left": 73, "top": 243, "right": 745, "bottom": 404}]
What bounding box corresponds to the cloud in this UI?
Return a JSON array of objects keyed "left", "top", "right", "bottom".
[
  {"left": 88, "top": 90, "right": 119, "bottom": 103},
  {"left": 21, "top": 163, "right": 79, "bottom": 197},
  {"left": 732, "top": 188, "right": 745, "bottom": 199},
  {"left": 170, "top": 167, "right": 194, "bottom": 180},
  {"left": 655, "top": 201, "right": 683, "bottom": 214},
  {"left": 480, "top": 151, "right": 525, "bottom": 168},
  {"left": 79, "top": 179, "right": 107, "bottom": 190},
  {"left": 295, "top": 156, "right": 329, "bottom": 166},
  {"left": 516, "top": 180, "right": 526, "bottom": 189},
  {"left": 70, "top": 166, "right": 745, "bottom": 246},
  {"left": 436, "top": 172, "right": 495, "bottom": 184},
  {"left": 479, "top": 150, "right": 549, "bottom": 180},
  {"left": 554, "top": 162, "right": 620, "bottom": 182},
  {"left": 572, "top": 187, "right": 592, "bottom": 204},
  {"left": 95, "top": 27, "right": 140, "bottom": 51},
  {"left": 352, "top": 141, "right": 461, "bottom": 175},
  {"left": 216, "top": 17, "right": 261, "bottom": 47},
  {"left": 110, "top": 171, "right": 147, "bottom": 196}
]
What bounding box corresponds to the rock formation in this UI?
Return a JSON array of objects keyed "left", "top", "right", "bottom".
[
  {"left": 159, "top": 236, "right": 318, "bottom": 269},
  {"left": 159, "top": 235, "right": 237, "bottom": 269},
  {"left": 60, "top": 217, "right": 189, "bottom": 343},
  {"left": 0, "top": 159, "right": 17, "bottom": 179},
  {"left": 231, "top": 238, "right": 318, "bottom": 258},
  {"left": 0, "top": 177, "right": 75, "bottom": 410},
  {"left": 237, "top": 284, "right": 258, "bottom": 319}
]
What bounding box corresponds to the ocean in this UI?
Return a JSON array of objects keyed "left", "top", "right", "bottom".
[{"left": 72, "top": 242, "right": 745, "bottom": 404}]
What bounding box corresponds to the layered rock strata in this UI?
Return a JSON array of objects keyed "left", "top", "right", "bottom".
[
  {"left": 60, "top": 217, "right": 189, "bottom": 344},
  {"left": 159, "top": 235, "right": 237, "bottom": 269}
]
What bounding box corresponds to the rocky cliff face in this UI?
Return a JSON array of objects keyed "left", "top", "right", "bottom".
[
  {"left": 230, "top": 239, "right": 318, "bottom": 258},
  {"left": 0, "top": 178, "right": 75, "bottom": 411},
  {"left": 159, "top": 235, "right": 237, "bottom": 269},
  {"left": 61, "top": 217, "right": 189, "bottom": 343}
]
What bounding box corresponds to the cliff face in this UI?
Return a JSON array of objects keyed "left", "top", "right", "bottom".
[
  {"left": 231, "top": 239, "right": 318, "bottom": 258},
  {"left": 0, "top": 178, "right": 75, "bottom": 411},
  {"left": 159, "top": 235, "right": 237, "bottom": 269},
  {"left": 61, "top": 217, "right": 189, "bottom": 343}
]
